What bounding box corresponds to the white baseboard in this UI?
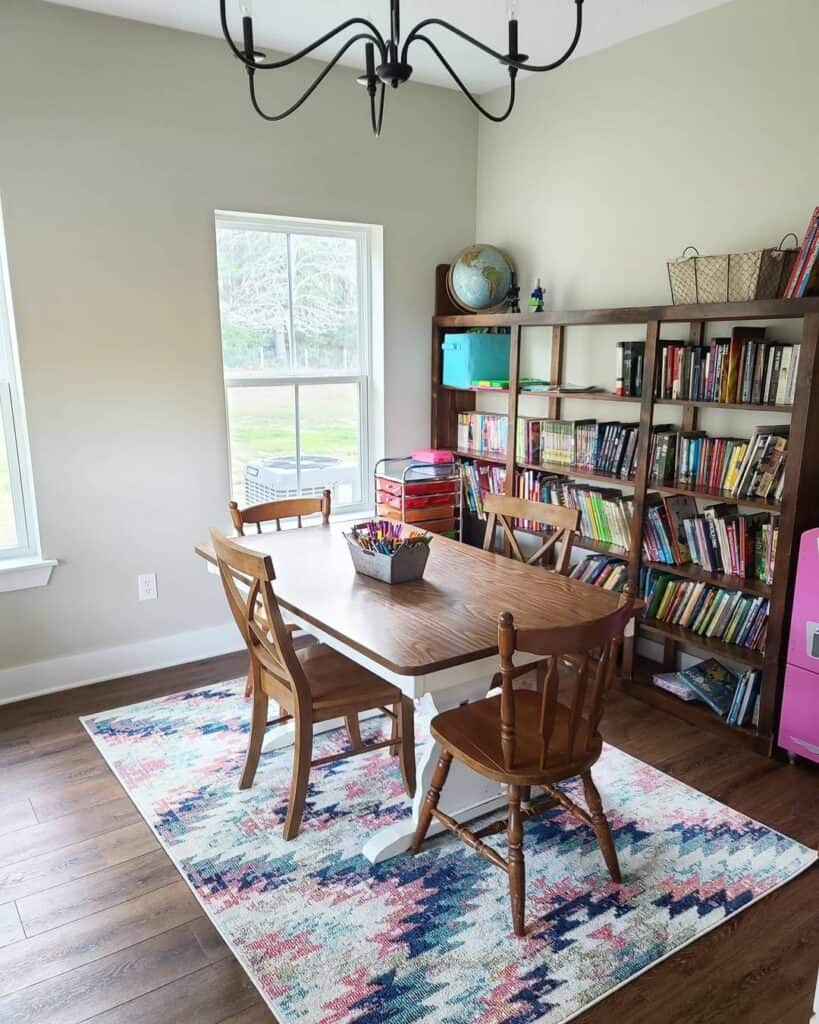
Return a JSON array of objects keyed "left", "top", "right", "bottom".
[{"left": 0, "top": 623, "right": 245, "bottom": 706}]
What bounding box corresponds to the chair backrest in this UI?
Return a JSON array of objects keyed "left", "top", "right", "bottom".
[
  {"left": 496, "top": 584, "right": 636, "bottom": 771},
  {"left": 210, "top": 529, "right": 310, "bottom": 714},
  {"left": 482, "top": 492, "right": 580, "bottom": 575},
  {"left": 229, "top": 488, "right": 332, "bottom": 536}
]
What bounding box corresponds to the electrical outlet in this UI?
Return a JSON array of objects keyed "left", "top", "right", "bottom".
[{"left": 138, "top": 573, "right": 157, "bottom": 602}]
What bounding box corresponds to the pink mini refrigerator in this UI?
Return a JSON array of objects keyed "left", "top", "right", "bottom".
[{"left": 778, "top": 527, "right": 819, "bottom": 764}]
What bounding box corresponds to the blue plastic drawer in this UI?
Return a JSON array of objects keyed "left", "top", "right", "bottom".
[{"left": 442, "top": 332, "right": 511, "bottom": 389}]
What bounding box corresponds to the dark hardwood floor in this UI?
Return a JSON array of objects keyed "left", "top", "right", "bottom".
[{"left": 0, "top": 652, "right": 816, "bottom": 1024}]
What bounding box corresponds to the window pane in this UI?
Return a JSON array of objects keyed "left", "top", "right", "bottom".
[
  {"left": 291, "top": 234, "right": 360, "bottom": 373},
  {"left": 0, "top": 430, "right": 17, "bottom": 549},
  {"left": 225, "top": 386, "right": 297, "bottom": 503},
  {"left": 299, "top": 382, "right": 361, "bottom": 506},
  {"left": 216, "top": 227, "right": 291, "bottom": 376}
]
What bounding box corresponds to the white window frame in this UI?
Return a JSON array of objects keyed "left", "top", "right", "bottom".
[
  {"left": 0, "top": 197, "right": 53, "bottom": 590},
  {"left": 215, "top": 211, "right": 379, "bottom": 515}
]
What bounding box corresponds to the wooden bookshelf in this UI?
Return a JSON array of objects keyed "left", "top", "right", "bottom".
[{"left": 431, "top": 265, "right": 819, "bottom": 754}]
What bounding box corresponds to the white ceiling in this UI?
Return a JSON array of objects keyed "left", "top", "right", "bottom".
[{"left": 46, "top": 0, "right": 734, "bottom": 93}]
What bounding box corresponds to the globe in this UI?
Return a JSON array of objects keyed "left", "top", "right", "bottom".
[{"left": 447, "top": 244, "right": 515, "bottom": 313}]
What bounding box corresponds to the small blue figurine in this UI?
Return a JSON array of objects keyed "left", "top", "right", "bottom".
[{"left": 528, "top": 277, "right": 545, "bottom": 313}]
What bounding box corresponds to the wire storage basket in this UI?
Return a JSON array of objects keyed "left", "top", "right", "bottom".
[{"left": 667, "top": 235, "right": 800, "bottom": 304}]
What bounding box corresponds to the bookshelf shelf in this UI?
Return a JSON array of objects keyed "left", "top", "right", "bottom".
[
  {"left": 431, "top": 267, "right": 819, "bottom": 755},
  {"left": 455, "top": 449, "right": 507, "bottom": 467},
  {"left": 641, "top": 561, "right": 771, "bottom": 598},
  {"left": 646, "top": 480, "right": 781, "bottom": 511},
  {"left": 460, "top": 451, "right": 781, "bottom": 511},
  {"left": 442, "top": 383, "right": 793, "bottom": 413},
  {"left": 640, "top": 618, "right": 765, "bottom": 668},
  {"left": 654, "top": 397, "right": 793, "bottom": 412}
]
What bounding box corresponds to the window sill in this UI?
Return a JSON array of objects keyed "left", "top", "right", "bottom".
[{"left": 0, "top": 557, "right": 57, "bottom": 593}]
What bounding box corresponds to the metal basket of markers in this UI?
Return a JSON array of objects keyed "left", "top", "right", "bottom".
[{"left": 344, "top": 519, "right": 432, "bottom": 584}]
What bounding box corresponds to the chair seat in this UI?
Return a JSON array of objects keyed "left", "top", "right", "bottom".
[
  {"left": 295, "top": 644, "right": 403, "bottom": 720},
  {"left": 431, "top": 690, "right": 601, "bottom": 784}
]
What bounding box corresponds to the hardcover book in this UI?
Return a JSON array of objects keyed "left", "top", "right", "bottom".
[{"left": 678, "top": 658, "right": 739, "bottom": 717}]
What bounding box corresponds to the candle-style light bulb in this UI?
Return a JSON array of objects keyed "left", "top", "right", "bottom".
[
  {"left": 241, "top": 0, "right": 255, "bottom": 66},
  {"left": 507, "top": 0, "right": 519, "bottom": 60}
]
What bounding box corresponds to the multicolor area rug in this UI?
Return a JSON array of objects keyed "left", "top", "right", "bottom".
[{"left": 82, "top": 681, "right": 815, "bottom": 1024}]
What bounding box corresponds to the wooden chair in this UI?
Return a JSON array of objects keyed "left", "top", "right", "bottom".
[
  {"left": 229, "top": 490, "right": 332, "bottom": 696},
  {"left": 411, "top": 584, "right": 636, "bottom": 937},
  {"left": 229, "top": 488, "right": 332, "bottom": 536},
  {"left": 482, "top": 492, "right": 580, "bottom": 575},
  {"left": 211, "top": 529, "right": 416, "bottom": 840}
]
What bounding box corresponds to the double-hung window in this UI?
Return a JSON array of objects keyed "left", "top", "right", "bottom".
[
  {"left": 0, "top": 199, "right": 46, "bottom": 583},
  {"left": 215, "top": 212, "right": 374, "bottom": 513}
]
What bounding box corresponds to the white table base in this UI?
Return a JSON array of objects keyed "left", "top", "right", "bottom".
[{"left": 362, "top": 683, "right": 508, "bottom": 864}]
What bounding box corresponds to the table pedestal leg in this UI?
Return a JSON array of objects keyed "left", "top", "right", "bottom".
[{"left": 362, "top": 681, "right": 506, "bottom": 864}]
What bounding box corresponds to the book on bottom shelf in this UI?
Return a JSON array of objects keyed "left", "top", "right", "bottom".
[{"left": 651, "top": 659, "right": 761, "bottom": 725}]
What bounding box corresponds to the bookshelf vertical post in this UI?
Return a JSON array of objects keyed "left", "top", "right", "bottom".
[
  {"left": 759, "top": 312, "right": 819, "bottom": 741},
  {"left": 549, "top": 326, "right": 565, "bottom": 420}
]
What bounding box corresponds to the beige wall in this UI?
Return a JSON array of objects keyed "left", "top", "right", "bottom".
[
  {"left": 0, "top": 0, "right": 476, "bottom": 681},
  {"left": 473, "top": 0, "right": 815, "bottom": 476}
]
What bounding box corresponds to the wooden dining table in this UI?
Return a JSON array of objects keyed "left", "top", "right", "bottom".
[{"left": 195, "top": 524, "right": 632, "bottom": 863}]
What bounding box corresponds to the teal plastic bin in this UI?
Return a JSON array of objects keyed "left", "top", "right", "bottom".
[{"left": 442, "top": 332, "right": 511, "bottom": 389}]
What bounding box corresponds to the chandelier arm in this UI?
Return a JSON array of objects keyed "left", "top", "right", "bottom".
[
  {"left": 401, "top": 1, "right": 583, "bottom": 73},
  {"left": 219, "top": 1, "right": 386, "bottom": 71},
  {"left": 369, "top": 82, "right": 387, "bottom": 137},
  {"left": 248, "top": 32, "right": 382, "bottom": 122},
  {"left": 412, "top": 36, "right": 516, "bottom": 123}
]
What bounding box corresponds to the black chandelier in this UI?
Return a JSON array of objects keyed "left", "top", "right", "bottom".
[{"left": 219, "top": 0, "right": 584, "bottom": 137}]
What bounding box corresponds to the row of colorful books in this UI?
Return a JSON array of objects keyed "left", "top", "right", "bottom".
[
  {"left": 465, "top": 459, "right": 778, "bottom": 583},
  {"left": 461, "top": 462, "right": 634, "bottom": 549},
  {"left": 460, "top": 414, "right": 787, "bottom": 503},
  {"left": 457, "top": 412, "right": 508, "bottom": 457},
  {"left": 652, "top": 657, "right": 761, "bottom": 725},
  {"left": 683, "top": 511, "right": 778, "bottom": 582},
  {"left": 677, "top": 426, "right": 788, "bottom": 500},
  {"left": 641, "top": 568, "right": 769, "bottom": 652},
  {"left": 784, "top": 205, "right": 819, "bottom": 298},
  {"left": 461, "top": 459, "right": 505, "bottom": 518},
  {"left": 614, "top": 341, "right": 645, "bottom": 397},
  {"left": 656, "top": 335, "right": 799, "bottom": 406},
  {"left": 644, "top": 493, "right": 778, "bottom": 581},
  {"left": 569, "top": 554, "right": 629, "bottom": 592}
]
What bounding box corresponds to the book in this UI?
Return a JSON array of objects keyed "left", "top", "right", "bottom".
[
  {"left": 678, "top": 658, "right": 740, "bottom": 718},
  {"left": 663, "top": 494, "right": 699, "bottom": 563},
  {"left": 784, "top": 206, "right": 819, "bottom": 298},
  {"left": 652, "top": 670, "right": 698, "bottom": 702}
]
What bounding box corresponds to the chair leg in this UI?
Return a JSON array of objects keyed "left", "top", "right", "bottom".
[
  {"left": 389, "top": 706, "right": 399, "bottom": 757},
  {"left": 239, "top": 682, "right": 268, "bottom": 790},
  {"left": 397, "top": 697, "right": 416, "bottom": 799},
  {"left": 582, "top": 769, "right": 621, "bottom": 884},
  {"left": 507, "top": 784, "right": 526, "bottom": 937},
  {"left": 283, "top": 716, "right": 313, "bottom": 841},
  {"left": 410, "top": 750, "right": 453, "bottom": 854},
  {"left": 345, "top": 714, "right": 362, "bottom": 750},
  {"left": 243, "top": 660, "right": 253, "bottom": 699}
]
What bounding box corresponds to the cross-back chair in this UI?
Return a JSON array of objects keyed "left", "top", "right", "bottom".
[
  {"left": 482, "top": 492, "right": 580, "bottom": 575},
  {"left": 411, "top": 584, "right": 636, "bottom": 937},
  {"left": 229, "top": 488, "right": 332, "bottom": 535},
  {"left": 211, "top": 529, "right": 416, "bottom": 840},
  {"left": 230, "top": 490, "right": 332, "bottom": 696}
]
